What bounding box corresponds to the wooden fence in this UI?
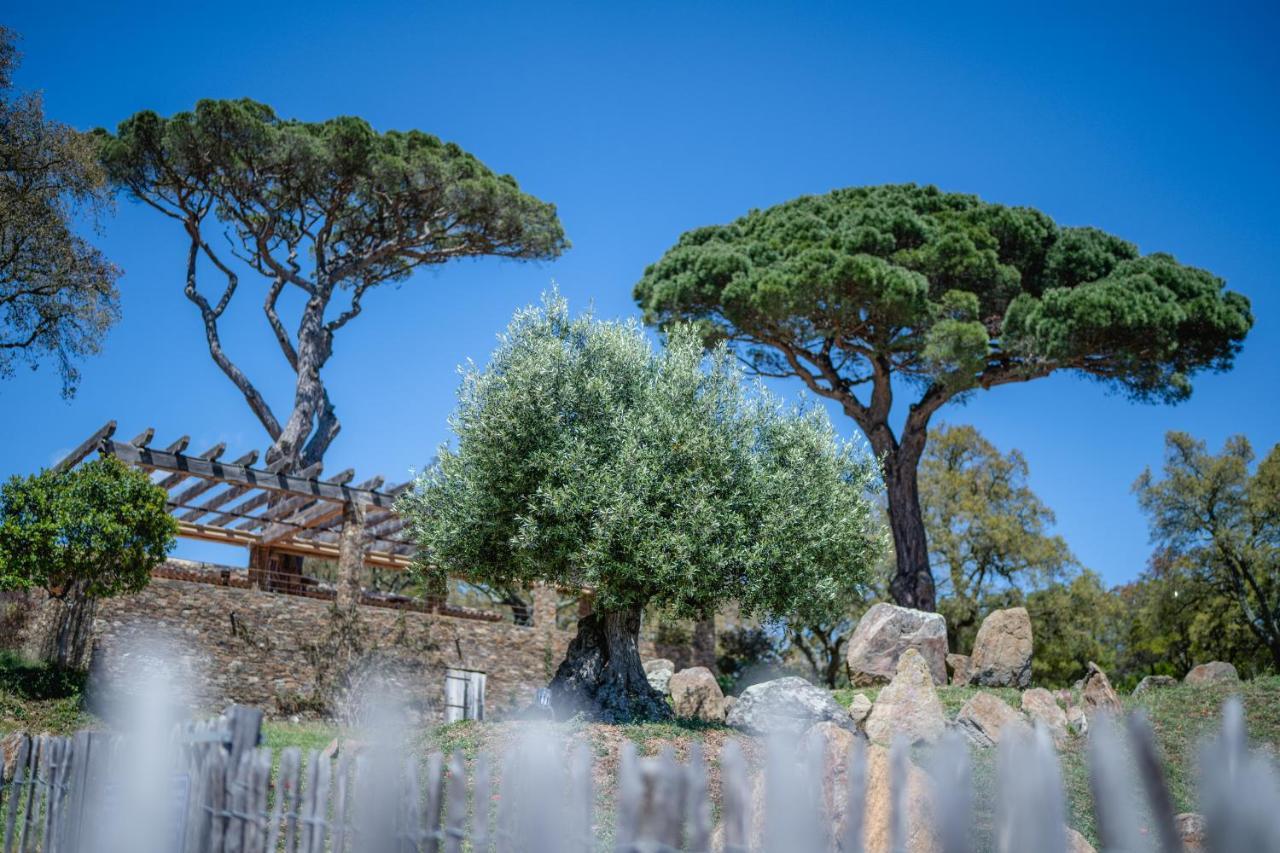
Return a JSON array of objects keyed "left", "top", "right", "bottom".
[{"left": 2, "top": 700, "right": 1278, "bottom": 852}]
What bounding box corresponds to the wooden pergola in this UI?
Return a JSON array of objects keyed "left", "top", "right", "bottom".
[{"left": 56, "top": 421, "right": 415, "bottom": 602}]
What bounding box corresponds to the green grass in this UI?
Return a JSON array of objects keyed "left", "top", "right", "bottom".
[{"left": 0, "top": 650, "right": 93, "bottom": 734}]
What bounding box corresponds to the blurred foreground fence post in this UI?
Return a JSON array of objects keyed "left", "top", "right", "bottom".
[{"left": 1, "top": 697, "right": 1278, "bottom": 852}]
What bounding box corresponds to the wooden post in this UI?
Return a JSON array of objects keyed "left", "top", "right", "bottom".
[
  {"left": 247, "top": 545, "right": 271, "bottom": 591},
  {"left": 335, "top": 500, "right": 366, "bottom": 611}
]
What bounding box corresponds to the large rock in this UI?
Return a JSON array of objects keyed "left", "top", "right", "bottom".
[
  {"left": 668, "top": 666, "right": 726, "bottom": 722},
  {"left": 644, "top": 658, "right": 675, "bottom": 695},
  {"left": 727, "top": 676, "right": 852, "bottom": 736},
  {"left": 946, "top": 653, "right": 971, "bottom": 685},
  {"left": 1132, "top": 675, "right": 1178, "bottom": 696},
  {"left": 1184, "top": 661, "right": 1239, "bottom": 685},
  {"left": 1021, "top": 687, "right": 1069, "bottom": 743},
  {"left": 956, "top": 692, "right": 1028, "bottom": 747},
  {"left": 1065, "top": 705, "right": 1088, "bottom": 737},
  {"left": 846, "top": 603, "right": 948, "bottom": 686},
  {"left": 864, "top": 648, "right": 947, "bottom": 745},
  {"left": 803, "top": 720, "right": 860, "bottom": 830},
  {"left": 1175, "top": 812, "right": 1207, "bottom": 852},
  {"left": 1082, "top": 662, "right": 1122, "bottom": 718},
  {"left": 966, "top": 607, "right": 1033, "bottom": 688}
]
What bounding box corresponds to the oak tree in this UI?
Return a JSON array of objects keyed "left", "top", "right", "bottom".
[
  {"left": 635, "top": 184, "right": 1252, "bottom": 610},
  {"left": 921, "top": 423, "right": 1075, "bottom": 651},
  {"left": 1134, "top": 432, "right": 1280, "bottom": 670},
  {"left": 99, "top": 99, "right": 566, "bottom": 472},
  {"left": 398, "top": 293, "right": 884, "bottom": 721}
]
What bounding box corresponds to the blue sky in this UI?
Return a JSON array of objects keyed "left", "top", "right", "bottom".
[{"left": 3, "top": 1, "right": 1277, "bottom": 585}]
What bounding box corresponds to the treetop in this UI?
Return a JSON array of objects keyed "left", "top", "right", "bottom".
[
  {"left": 97, "top": 98, "right": 567, "bottom": 290},
  {"left": 635, "top": 183, "right": 1251, "bottom": 405}
]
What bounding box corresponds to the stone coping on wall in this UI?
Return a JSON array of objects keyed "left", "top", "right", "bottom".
[{"left": 153, "top": 559, "right": 505, "bottom": 622}]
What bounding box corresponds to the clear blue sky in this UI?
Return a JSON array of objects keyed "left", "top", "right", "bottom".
[{"left": 3, "top": 1, "right": 1277, "bottom": 585}]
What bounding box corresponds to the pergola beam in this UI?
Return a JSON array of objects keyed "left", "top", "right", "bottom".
[{"left": 53, "top": 421, "right": 116, "bottom": 473}]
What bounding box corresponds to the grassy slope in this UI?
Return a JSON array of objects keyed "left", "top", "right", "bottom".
[{"left": 4, "top": 652, "right": 1277, "bottom": 848}]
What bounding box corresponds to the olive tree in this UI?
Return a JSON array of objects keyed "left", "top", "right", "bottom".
[
  {"left": 398, "top": 293, "right": 885, "bottom": 721},
  {"left": 635, "top": 184, "right": 1252, "bottom": 610},
  {"left": 98, "top": 99, "right": 565, "bottom": 472}
]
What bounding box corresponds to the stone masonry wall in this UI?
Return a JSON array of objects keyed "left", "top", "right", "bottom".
[{"left": 14, "top": 562, "right": 656, "bottom": 722}]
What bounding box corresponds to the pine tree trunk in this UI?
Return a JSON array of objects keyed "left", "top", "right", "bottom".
[
  {"left": 548, "top": 605, "right": 672, "bottom": 722},
  {"left": 882, "top": 450, "right": 937, "bottom": 612}
]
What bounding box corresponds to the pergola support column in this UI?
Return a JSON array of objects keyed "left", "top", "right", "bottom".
[{"left": 336, "top": 500, "right": 367, "bottom": 610}]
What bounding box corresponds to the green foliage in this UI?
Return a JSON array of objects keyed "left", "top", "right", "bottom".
[
  {"left": 0, "top": 27, "right": 120, "bottom": 396},
  {"left": 398, "top": 292, "right": 886, "bottom": 622},
  {"left": 1023, "top": 570, "right": 1126, "bottom": 687},
  {"left": 0, "top": 457, "right": 177, "bottom": 598},
  {"left": 1133, "top": 432, "right": 1280, "bottom": 671},
  {"left": 635, "top": 184, "right": 1251, "bottom": 403},
  {"left": 922, "top": 424, "right": 1076, "bottom": 651}
]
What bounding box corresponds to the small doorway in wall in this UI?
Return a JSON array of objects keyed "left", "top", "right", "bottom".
[{"left": 443, "top": 668, "right": 487, "bottom": 722}]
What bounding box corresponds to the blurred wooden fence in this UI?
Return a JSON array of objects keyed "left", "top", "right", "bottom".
[{"left": 2, "top": 700, "right": 1278, "bottom": 852}]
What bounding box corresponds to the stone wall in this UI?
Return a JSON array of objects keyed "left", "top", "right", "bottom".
[{"left": 13, "top": 561, "right": 656, "bottom": 722}]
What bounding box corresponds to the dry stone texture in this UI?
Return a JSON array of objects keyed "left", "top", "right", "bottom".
[
  {"left": 727, "top": 676, "right": 852, "bottom": 735},
  {"left": 966, "top": 607, "right": 1033, "bottom": 688},
  {"left": 956, "top": 692, "right": 1028, "bottom": 747},
  {"left": 1082, "top": 662, "right": 1122, "bottom": 718},
  {"left": 669, "top": 666, "right": 725, "bottom": 722},
  {"left": 1184, "top": 661, "right": 1239, "bottom": 685},
  {"left": 846, "top": 603, "right": 948, "bottom": 686},
  {"left": 1021, "top": 687, "right": 1069, "bottom": 743},
  {"left": 864, "top": 648, "right": 947, "bottom": 745}
]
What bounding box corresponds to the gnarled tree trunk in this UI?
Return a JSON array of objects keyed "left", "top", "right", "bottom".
[{"left": 548, "top": 606, "right": 672, "bottom": 723}]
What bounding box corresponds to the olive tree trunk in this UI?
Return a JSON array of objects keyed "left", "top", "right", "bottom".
[{"left": 547, "top": 606, "right": 672, "bottom": 723}]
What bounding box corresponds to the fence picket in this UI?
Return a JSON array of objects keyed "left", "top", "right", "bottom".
[
  {"left": 331, "top": 751, "right": 351, "bottom": 853},
  {"left": 842, "top": 735, "right": 867, "bottom": 853},
  {"left": 308, "top": 749, "right": 331, "bottom": 853},
  {"left": 684, "top": 744, "right": 711, "bottom": 853},
  {"left": 279, "top": 748, "right": 301, "bottom": 853},
  {"left": 442, "top": 752, "right": 467, "bottom": 853},
  {"left": 16, "top": 736, "right": 41, "bottom": 853},
  {"left": 3, "top": 735, "right": 30, "bottom": 853},
  {"left": 566, "top": 744, "right": 593, "bottom": 853},
  {"left": 719, "top": 741, "right": 749, "bottom": 853},
  {"left": 421, "top": 753, "right": 444, "bottom": 853},
  {"left": 471, "top": 753, "right": 491, "bottom": 853}
]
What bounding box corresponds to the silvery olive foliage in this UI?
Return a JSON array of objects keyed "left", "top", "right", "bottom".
[{"left": 399, "top": 292, "right": 885, "bottom": 622}]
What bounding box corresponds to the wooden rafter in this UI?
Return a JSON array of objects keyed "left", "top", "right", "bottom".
[{"left": 57, "top": 424, "right": 415, "bottom": 573}]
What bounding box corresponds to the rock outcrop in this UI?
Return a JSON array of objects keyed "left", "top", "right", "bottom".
[
  {"left": 956, "top": 692, "right": 1028, "bottom": 747},
  {"left": 668, "top": 666, "right": 726, "bottom": 722},
  {"left": 846, "top": 603, "right": 948, "bottom": 686},
  {"left": 1184, "top": 662, "right": 1239, "bottom": 685},
  {"left": 1082, "top": 662, "right": 1122, "bottom": 718},
  {"left": 966, "top": 607, "right": 1033, "bottom": 688},
  {"left": 847, "top": 693, "right": 873, "bottom": 730},
  {"left": 643, "top": 658, "right": 675, "bottom": 695},
  {"left": 1132, "top": 674, "right": 1178, "bottom": 696},
  {"left": 727, "top": 676, "right": 853, "bottom": 735},
  {"left": 864, "top": 648, "right": 947, "bottom": 745},
  {"left": 946, "top": 653, "right": 970, "bottom": 685},
  {"left": 1021, "top": 687, "right": 1069, "bottom": 743}
]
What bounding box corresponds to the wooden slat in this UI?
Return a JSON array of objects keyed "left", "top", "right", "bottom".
[
  {"left": 175, "top": 521, "right": 412, "bottom": 569},
  {"left": 105, "top": 441, "right": 395, "bottom": 508},
  {"left": 260, "top": 475, "right": 383, "bottom": 545},
  {"left": 129, "top": 427, "right": 155, "bottom": 447},
  {"left": 156, "top": 441, "right": 227, "bottom": 490},
  {"left": 235, "top": 470, "right": 354, "bottom": 532},
  {"left": 171, "top": 450, "right": 260, "bottom": 508},
  {"left": 204, "top": 462, "right": 322, "bottom": 528},
  {"left": 163, "top": 435, "right": 191, "bottom": 453},
  {"left": 52, "top": 420, "right": 116, "bottom": 472}
]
